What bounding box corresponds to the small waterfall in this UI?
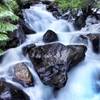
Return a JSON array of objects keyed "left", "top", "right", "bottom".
[{"left": 0, "top": 3, "right": 100, "bottom": 100}]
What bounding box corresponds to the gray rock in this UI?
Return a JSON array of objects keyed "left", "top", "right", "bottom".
[
  {"left": 43, "top": 30, "right": 58, "bottom": 43},
  {"left": 87, "top": 34, "right": 100, "bottom": 53},
  {"left": 0, "top": 80, "right": 30, "bottom": 100},
  {"left": 28, "top": 43, "right": 87, "bottom": 89}
]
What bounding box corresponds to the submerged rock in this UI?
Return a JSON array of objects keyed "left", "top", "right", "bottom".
[
  {"left": 87, "top": 34, "right": 100, "bottom": 53},
  {"left": 43, "top": 30, "right": 58, "bottom": 43},
  {"left": 0, "top": 80, "right": 30, "bottom": 100},
  {"left": 28, "top": 43, "right": 87, "bottom": 89},
  {"left": 13, "top": 63, "right": 34, "bottom": 87}
]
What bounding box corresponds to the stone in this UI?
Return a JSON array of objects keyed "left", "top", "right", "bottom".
[
  {"left": 0, "top": 80, "right": 29, "bottom": 100},
  {"left": 45, "top": 2, "right": 62, "bottom": 18},
  {"left": 67, "top": 45, "right": 87, "bottom": 71},
  {"left": 43, "top": 30, "right": 58, "bottom": 43},
  {"left": 19, "top": 19, "right": 36, "bottom": 34},
  {"left": 87, "top": 34, "right": 100, "bottom": 53},
  {"left": 13, "top": 63, "right": 34, "bottom": 87},
  {"left": 28, "top": 43, "right": 87, "bottom": 89},
  {"left": 22, "top": 44, "right": 36, "bottom": 56},
  {"left": 74, "top": 15, "right": 86, "bottom": 30}
]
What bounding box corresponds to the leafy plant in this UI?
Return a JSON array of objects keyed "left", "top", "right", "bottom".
[
  {"left": 0, "top": 22, "right": 17, "bottom": 33},
  {"left": 0, "top": 0, "right": 19, "bottom": 54},
  {"left": 55, "top": 0, "right": 99, "bottom": 11}
]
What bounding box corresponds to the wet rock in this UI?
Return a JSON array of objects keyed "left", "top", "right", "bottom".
[
  {"left": 0, "top": 80, "right": 30, "bottom": 100},
  {"left": 13, "top": 63, "right": 34, "bottom": 87},
  {"left": 19, "top": 19, "right": 36, "bottom": 34},
  {"left": 28, "top": 43, "right": 87, "bottom": 89},
  {"left": 23, "top": 44, "right": 36, "bottom": 56},
  {"left": 46, "top": 2, "right": 62, "bottom": 18},
  {"left": 67, "top": 45, "right": 87, "bottom": 71},
  {"left": 43, "top": 30, "right": 58, "bottom": 43},
  {"left": 87, "top": 34, "right": 100, "bottom": 53},
  {"left": 17, "top": 0, "right": 40, "bottom": 9},
  {"left": 74, "top": 15, "right": 87, "bottom": 30},
  {"left": 0, "top": 53, "right": 5, "bottom": 63}
]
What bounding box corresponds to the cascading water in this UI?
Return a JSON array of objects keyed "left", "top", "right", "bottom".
[{"left": 0, "top": 3, "right": 100, "bottom": 100}]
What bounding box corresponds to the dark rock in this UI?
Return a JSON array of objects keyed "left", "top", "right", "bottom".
[
  {"left": 43, "top": 30, "right": 58, "bottom": 43},
  {"left": 42, "top": 1, "right": 52, "bottom": 5},
  {"left": 74, "top": 15, "right": 87, "bottom": 30},
  {"left": 17, "top": 0, "right": 40, "bottom": 9},
  {"left": 23, "top": 44, "right": 36, "bottom": 56},
  {"left": 0, "top": 53, "right": 5, "bottom": 63},
  {"left": 67, "top": 45, "right": 87, "bottom": 71},
  {"left": 0, "top": 80, "right": 30, "bottom": 100},
  {"left": 87, "top": 34, "right": 100, "bottom": 53},
  {"left": 28, "top": 43, "right": 87, "bottom": 89},
  {"left": 19, "top": 19, "right": 36, "bottom": 34},
  {"left": 13, "top": 63, "right": 34, "bottom": 87},
  {"left": 46, "top": 3, "right": 62, "bottom": 18}
]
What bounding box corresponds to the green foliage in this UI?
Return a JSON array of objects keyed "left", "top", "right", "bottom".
[
  {"left": 0, "top": 22, "right": 17, "bottom": 33},
  {"left": 3, "top": 0, "right": 19, "bottom": 13},
  {"left": 55, "top": 0, "right": 99, "bottom": 11},
  {"left": 0, "top": 32, "right": 9, "bottom": 54},
  {"left": 0, "top": 0, "right": 19, "bottom": 54},
  {"left": 0, "top": 3, "right": 19, "bottom": 21}
]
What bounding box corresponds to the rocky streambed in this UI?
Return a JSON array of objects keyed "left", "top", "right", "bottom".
[{"left": 0, "top": 0, "right": 100, "bottom": 100}]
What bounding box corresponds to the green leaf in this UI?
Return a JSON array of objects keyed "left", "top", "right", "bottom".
[
  {"left": 0, "top": 33, "right": 9, "bottom": 41},
  {"left": 0, "top": 22, "right": 17, "bottom": 33},
  {"left": 0, "top": 4, "right": 19, "bottom": 21}
]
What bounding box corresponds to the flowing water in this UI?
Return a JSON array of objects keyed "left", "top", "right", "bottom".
[{"left": 0, "top": 3, "right": 100, "bottom": 100}]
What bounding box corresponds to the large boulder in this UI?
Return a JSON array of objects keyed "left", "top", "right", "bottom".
[
  {"left": 43, "top": 30, "right": 58, "bottom": 43},
  {"left": 28, "top": 43, "right": 87, "bottom": 89},
  {"left": 13, "top": 63, "right": 34, "bottom": 87},
  {"left": 0, "top": 80, "right": 29, "bottom": 100}
]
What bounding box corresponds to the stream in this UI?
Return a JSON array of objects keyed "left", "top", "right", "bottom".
[{"left": 0, "top": 3, "right": 100, "bottom": 100}]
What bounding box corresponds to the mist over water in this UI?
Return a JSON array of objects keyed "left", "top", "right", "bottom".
[{"left": 0, "top": 3, "right": 100, "bottom": 100}]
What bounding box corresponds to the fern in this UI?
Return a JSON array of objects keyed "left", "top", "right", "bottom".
[{"left": 0, "top": 22, "right": 17, "bottom": 33}]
